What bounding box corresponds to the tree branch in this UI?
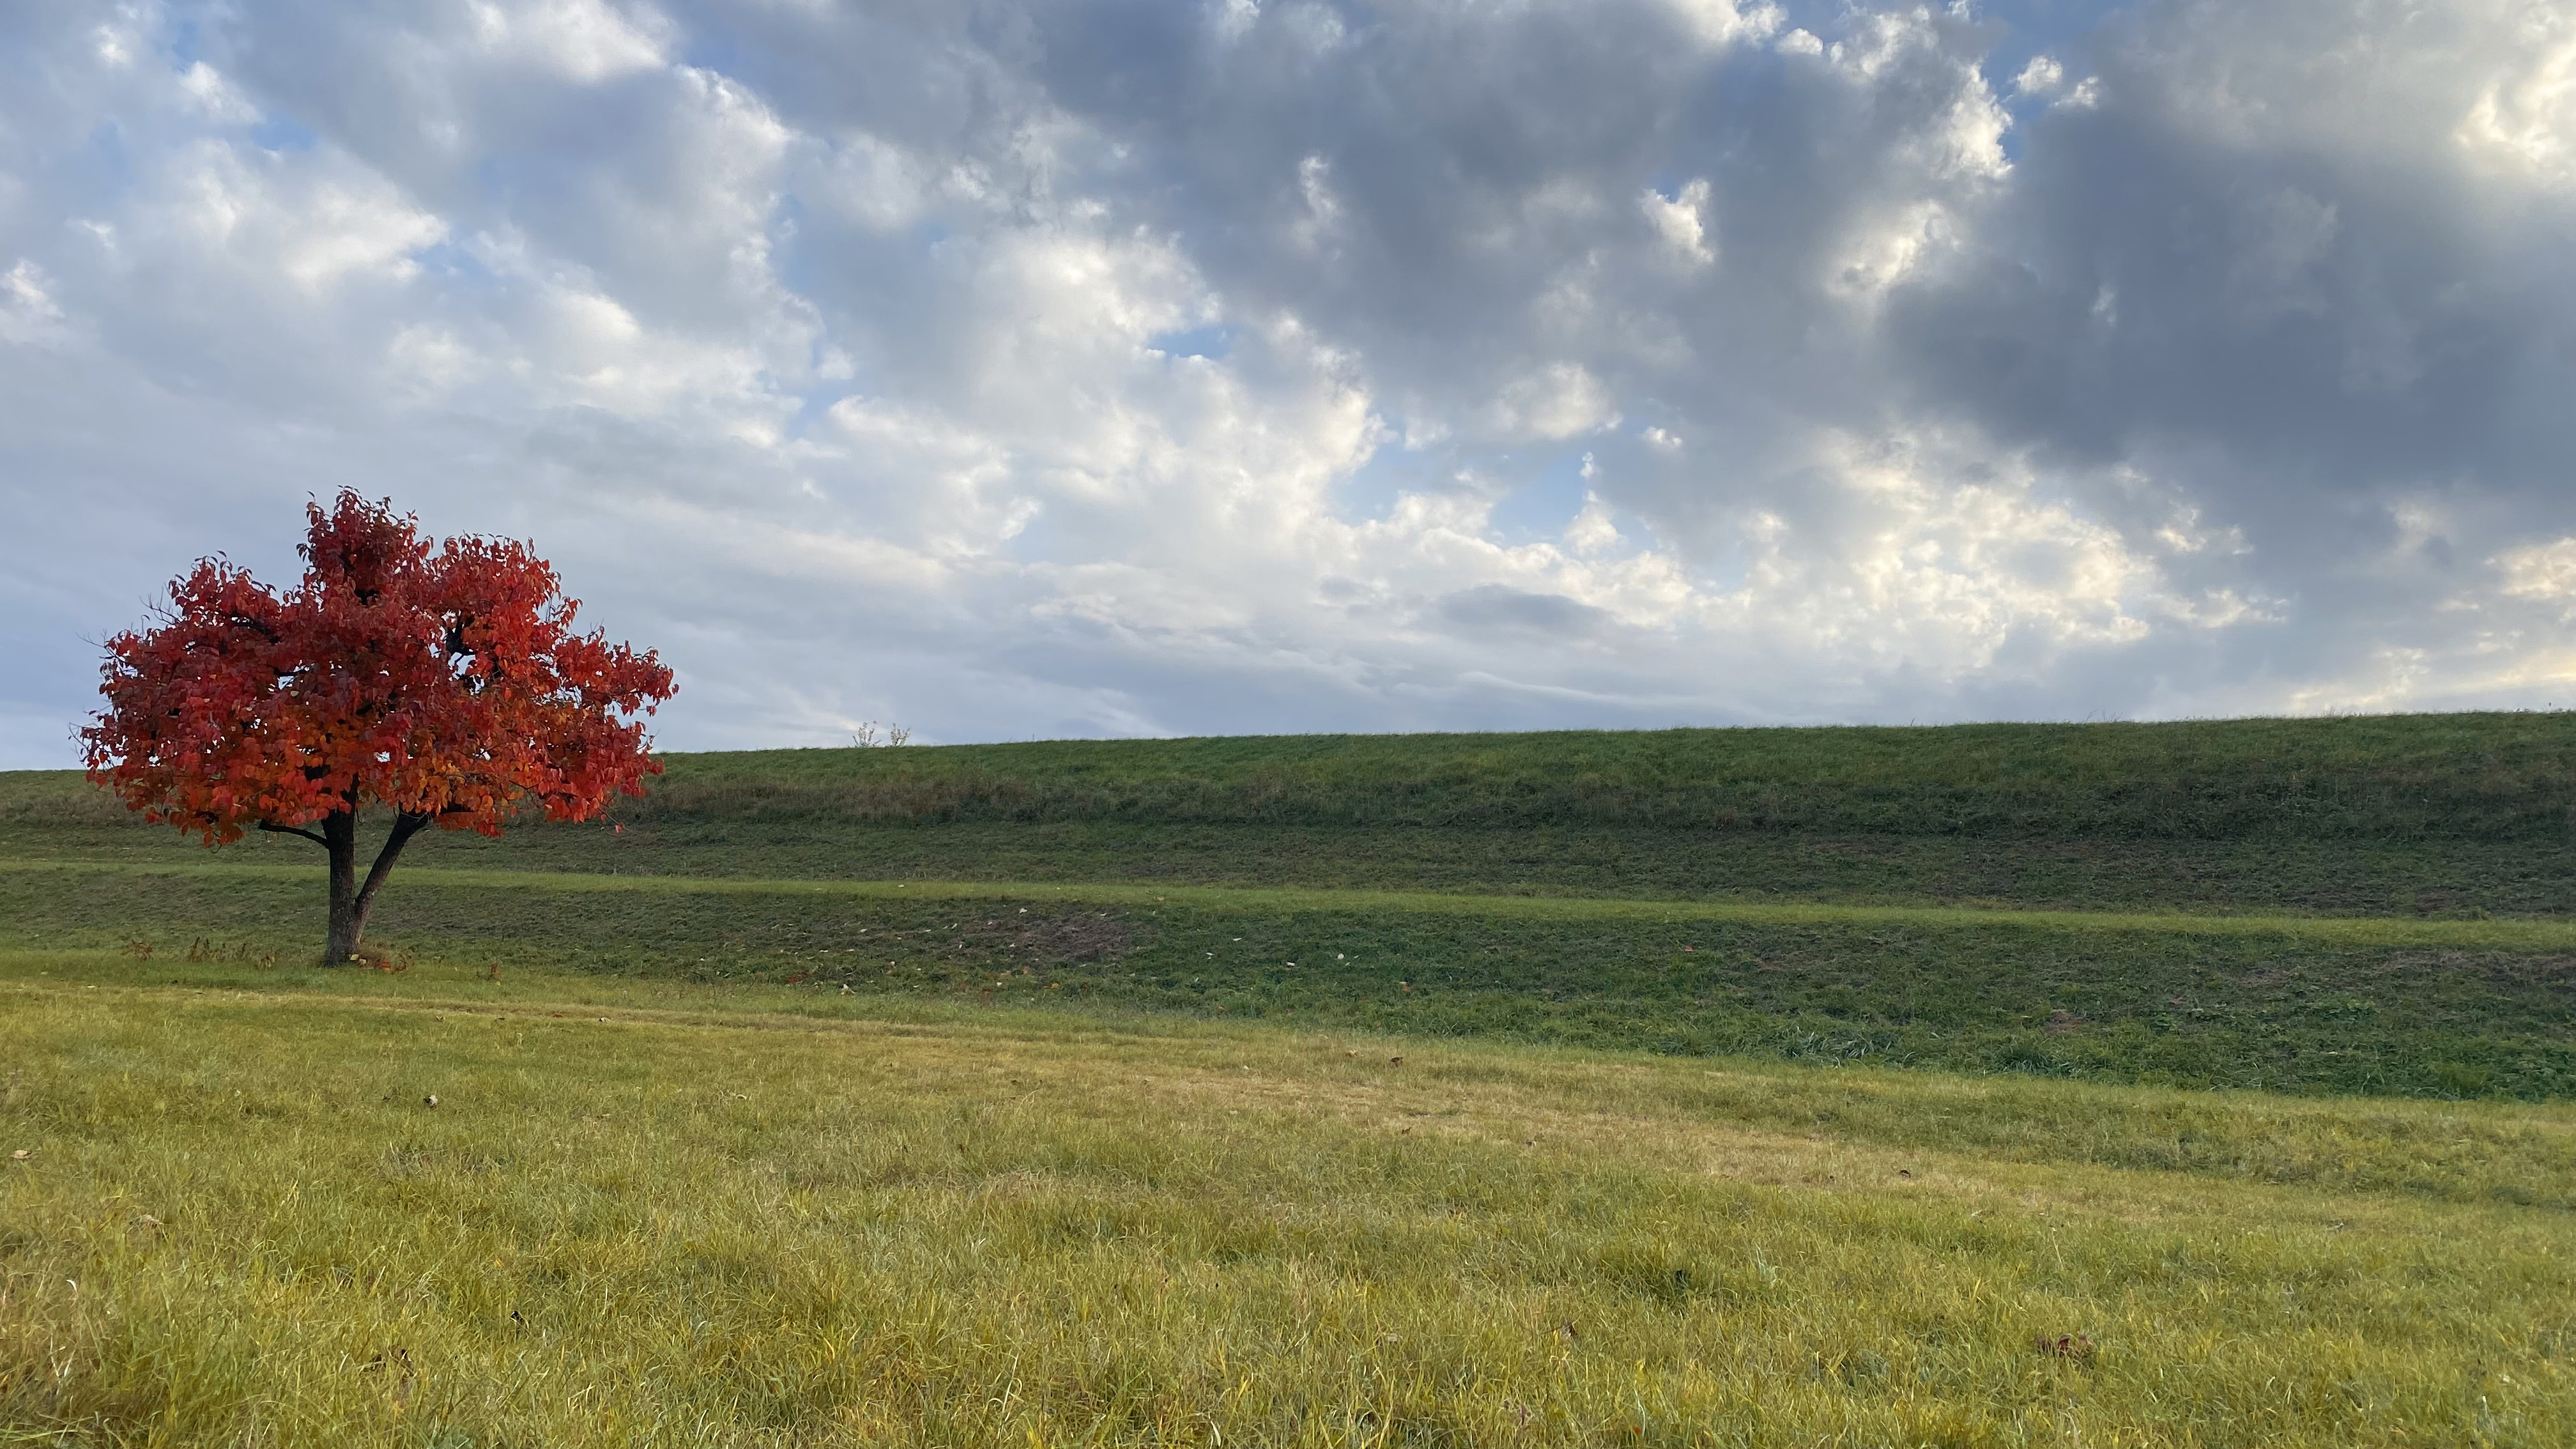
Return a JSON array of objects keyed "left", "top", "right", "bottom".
[
  {"left": 222, "top": 611, "right": 282, "bottom": 644},
  {"left": 353, "top": 810, "right": 434, "bottom": 916},
  {"left": 256, "top": 820, "right": 330, "bottom": 847}
]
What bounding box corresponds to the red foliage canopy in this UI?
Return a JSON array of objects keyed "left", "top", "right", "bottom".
[{"left": 82, "top": 493, "right": 677, "bottom": 843}]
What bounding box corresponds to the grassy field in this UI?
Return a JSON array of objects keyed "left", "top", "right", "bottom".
[
  {"left": 5, "top": 715, "right": 2575, "bottom": 1443},
  {"left": 5, "top": 957, "right": 2573, "bottom": 1447}
]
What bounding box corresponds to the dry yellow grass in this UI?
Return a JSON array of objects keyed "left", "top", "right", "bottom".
[{"left": 4, "top": 957, "right": 2573, "bottom": 1446}]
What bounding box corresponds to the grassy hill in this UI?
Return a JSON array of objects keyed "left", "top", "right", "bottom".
[
  {"left": 13, "top": 711, "right": 2576, "bottom": 914},
  {"left": 3, "top": 712, "right": 2572, "bottom": 1099},
  {"left": 6, "top": 714, "right": 2576, "bottom": 1443},
  {"left": 624, "top": 712, "right": 2576, "bottom": 838}
]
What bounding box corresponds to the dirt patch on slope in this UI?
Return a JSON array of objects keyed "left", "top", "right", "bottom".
[{"left": 954, "top": 910, "right": 1140, "bottom": 965}]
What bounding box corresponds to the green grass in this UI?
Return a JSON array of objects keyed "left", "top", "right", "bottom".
[
  {"left": 5, "top": 960, "right": 2573, "bottom": 1447},
  {"left": 609, "top": 712, "right": 2576, "bottom": 839},
  {"left": 36, "top": 809, "right": 2576, "bottom": 917},
  {"left": 8, "top": 716, "right": 2576, "bottom": 1441},
  {"left": 17, "top": 711, "right": 2576, "bottom": 917},
  {"left": 6, "top": 859, "right": 2572, "bottom": 1100}
]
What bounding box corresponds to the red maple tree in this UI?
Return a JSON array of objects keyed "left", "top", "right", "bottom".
[{"left": 82, "top": 493, "right": 677, "bottom": 963}]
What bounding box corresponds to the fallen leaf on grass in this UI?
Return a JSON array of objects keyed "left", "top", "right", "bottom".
[{"left": 360, "top": 1344, "right": 420, "bottom": 1409}]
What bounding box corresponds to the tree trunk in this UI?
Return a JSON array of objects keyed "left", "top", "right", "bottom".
[
  {"left": 323, "top": 810, "right": 362, "bottom": 963},
  {"left": 319, "top": 809, "right": 431, "bottom": 965}
]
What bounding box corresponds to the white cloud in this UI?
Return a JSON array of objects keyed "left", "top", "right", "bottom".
[
  {"left": 2457, "top": 6, "right": 2576, "bottom": 178},
  {"left": 2499, "top": 538, "right": 2576, "bottom": 602},
  {"left": 2012, "top": 55, "right": 2065, "bottom": 99},
  {"left": 176, "top": 61, "right": 261, "bottom": 124},
  {"left": 1662, "top": 0, "right": 1781, "bottom": 49},
  {"left": 1565, "top": 491, "right": 1622, "bottom": 556},
  {"left": 2, "top": 0, "right": 2573, "bottom": 762},
  {"left": 0, "top": 260, "right": 71, "bottom": 346},
  {"left": 1642, "top": 178, "right": 1715, "bottom": 264},
  {"left": 1482, "top": 362, "right": 1620, "bottom": 442},
  {"left": 468, "top": 0, "right": 668, "bottom": 82},
  {"left": 1829, "top": 208, "right": 1929, "bottom": 301},
  {"left": 1292, "top": 153, "right": 1342, "bottom": 255}
]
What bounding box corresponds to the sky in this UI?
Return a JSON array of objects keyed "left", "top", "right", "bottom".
[{"left": 3, "top": 0, "right": 2573, "bottom": 765}]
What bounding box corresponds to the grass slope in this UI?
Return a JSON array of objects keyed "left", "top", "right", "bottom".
[
  {"left": 5, "top": 963, "right": 2573, "bottom": 1447},
  {"left": 622, "top": 712, "right": 2576, "bottom": 838},
  {"left": 5, "top": 713, "right": 2575, "bottom": 1098},
  {"left": 8, "top": 860, "right": 2572, "bottom": 1099},
  {"left": 14, "top": 712, "right": 2576, "bottom": 916}
]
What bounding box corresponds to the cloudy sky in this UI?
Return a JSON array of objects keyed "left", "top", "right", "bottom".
[{"left": 4, "top": 0, "right": 2573, "bottom": 765}]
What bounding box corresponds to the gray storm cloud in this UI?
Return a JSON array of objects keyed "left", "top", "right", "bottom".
[{"left": 2, "top": 0, "right": 2572, "bottom": 765}]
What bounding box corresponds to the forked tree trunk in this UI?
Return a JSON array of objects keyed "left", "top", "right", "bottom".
[{"left": 316, "top": 808, "right": 434, "bottom": 965}]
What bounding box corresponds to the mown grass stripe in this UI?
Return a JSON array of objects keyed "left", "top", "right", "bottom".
[{"left": 8, "top": 855, "right": 2573, "bottom": 949}]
